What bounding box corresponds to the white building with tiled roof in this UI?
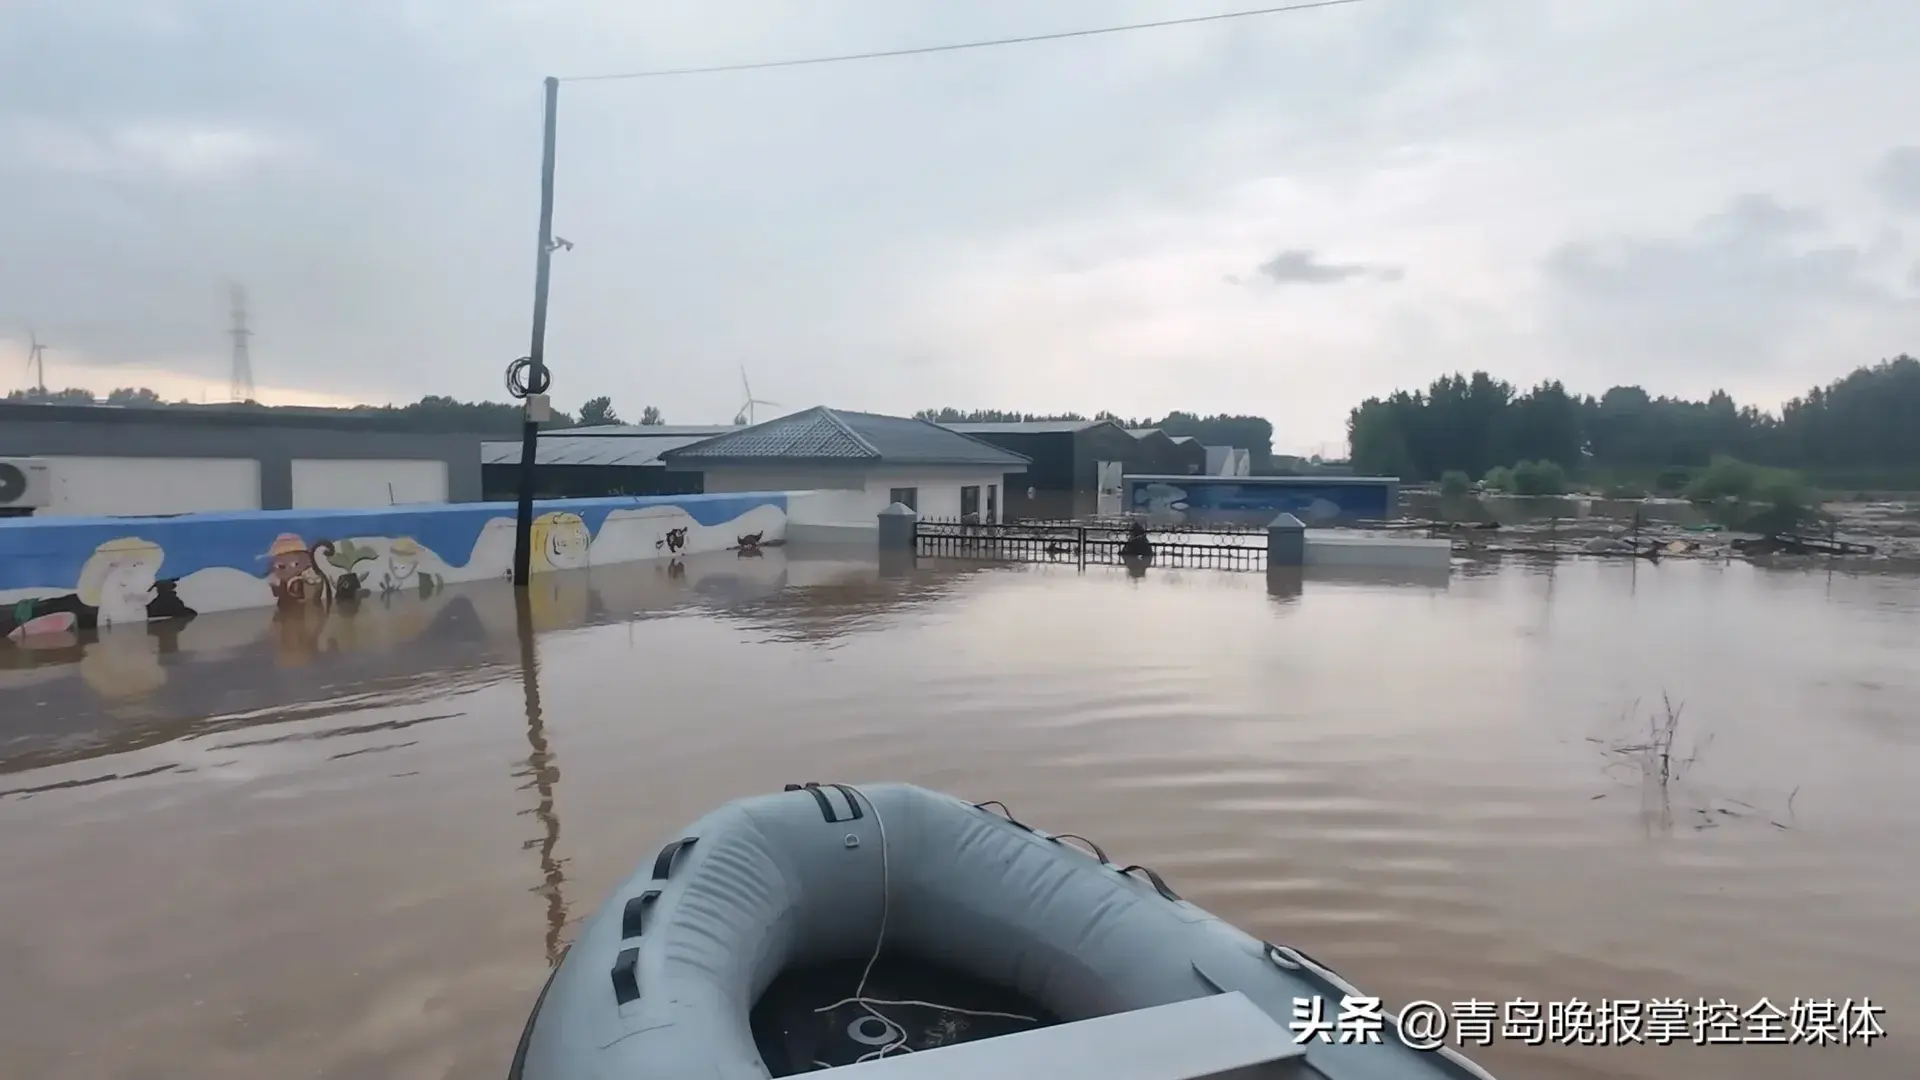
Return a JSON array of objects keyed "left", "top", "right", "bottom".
[{"left": 659, "top": 407, "right": 1029, "bottom": 523}]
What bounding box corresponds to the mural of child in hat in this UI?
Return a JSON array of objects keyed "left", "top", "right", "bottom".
[
  {"left": 263, "top": 533, "right": 328, "bottom": 607},
  {"left": 379, "top": 537, "right": 443, "bottom": 600},
  {"left": 3, "top": 536, "right": 195, "bottom": 642}
]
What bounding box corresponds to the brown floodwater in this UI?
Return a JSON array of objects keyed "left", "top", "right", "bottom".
[{"left": 2, "top": 550, "right": 1916, "bottom": 1079}]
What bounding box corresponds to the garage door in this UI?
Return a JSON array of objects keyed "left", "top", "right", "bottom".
[{"left": 290, "top": 458, "right": 450, "bottom": 509}]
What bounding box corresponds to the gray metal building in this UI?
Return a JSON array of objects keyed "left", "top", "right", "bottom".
[{"left": 0, "top": 402, "right": 492, "bottom": 515}]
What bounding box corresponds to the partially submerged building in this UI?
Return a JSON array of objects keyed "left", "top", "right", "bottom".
[
  {"left": 660, "top": 407, "right": 1028, "bottom": 522},
  {"left": 1123, "top": 428, "right": 1209, "bottom": 479},
  {"left": 1203, "top": 445, "right": 1251, "bottom": 477},
  {"left": 939, "top": 419, "right": 1178, "bottom": 519}
]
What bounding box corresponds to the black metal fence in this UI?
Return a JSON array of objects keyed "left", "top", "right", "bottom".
[{"left": 913, "top": 517, "right": 1268, "bottom": 571}]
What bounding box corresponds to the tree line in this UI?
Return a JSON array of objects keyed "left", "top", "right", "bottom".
[
  {"left": 914, "top": 408, "right": 1281, "bottom": 472},
  {"left": 1346, "top": 355, "right": 1920, "bottom": 490},
  {"left": 10, "top": 384, "right": 1298, "bottom": 470},
  {"left": 3, "top": 386, "right": 668, "bottom": 435}
]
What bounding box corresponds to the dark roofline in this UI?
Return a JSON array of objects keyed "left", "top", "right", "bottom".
[
  {"left": 0, "top": 400, "right": 499, "bottom": 437},
  {"left": 938, "top": 418, "right": 1124, "bottom": 435},
  {"left": 662, "top": 456, "right": 1032, "bottom": 470}
]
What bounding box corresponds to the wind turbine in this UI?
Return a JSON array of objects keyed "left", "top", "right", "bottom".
[
  {"left": 733, "top": 366, "right": 779, "bottom": 426},
  {"left": 24, "top": 329, "right": 47, "bottom": 395}
]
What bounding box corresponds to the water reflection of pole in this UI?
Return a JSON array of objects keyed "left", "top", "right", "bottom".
[{"left": 514, "top": 588, "right": 569, "bottom": 966}]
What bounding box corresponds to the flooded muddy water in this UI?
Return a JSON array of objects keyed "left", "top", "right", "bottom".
[{"left": 2, "top": 550, "right": 1915, "bottom": 1079}]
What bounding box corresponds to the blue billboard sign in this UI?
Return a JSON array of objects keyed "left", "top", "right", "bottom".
[{"left": 1125, "top": 477, "right": 1397, "bottom": 524}]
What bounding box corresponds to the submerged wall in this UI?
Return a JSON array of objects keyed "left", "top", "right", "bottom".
[
  {"left": 1125, "top": 475, "right": 1400, "bottom": 525},
  {"left": 0, "top": 492, "right": 796, "bottom": 640}
]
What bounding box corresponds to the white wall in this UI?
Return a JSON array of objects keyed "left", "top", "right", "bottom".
[
  {"left": 699, "top": 467, "right": 863, "bottom": 493},
  {"left": 34, "top": 456, "right": 261, "bottom": 517},
  {"left": 862, "top": 469, "right": 1007, "bottom": 522},
  {"left": 290, "top": 458, "right": 450, "bottom": 509},
  {"left": 701, "top": 465, "right": 1014, "bottom": 524}
]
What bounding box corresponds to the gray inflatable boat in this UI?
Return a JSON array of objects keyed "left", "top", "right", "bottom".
[{"left": 509, "top": 782, "right": 1500, "bottom": 1079}]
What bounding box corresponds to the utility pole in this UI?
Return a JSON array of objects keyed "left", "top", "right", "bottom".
[
  {"left": 229, "top": 285, "right": 256, "bottom": 404},
  {"left": 511, "top": 76, "right": 562, "bottom": 589}
]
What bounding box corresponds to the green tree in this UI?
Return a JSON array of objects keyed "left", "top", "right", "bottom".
[
  {"left": 1345, "top": 355, "right": 1920, "bottom": 486},
  {"left": 106, "top": 386, "right": 164, "bottom": 406},
  {"left": 639, "top": 405, "right": 663, "bottom": 425},
  {"left": 577, "top": 396, "right": 619, "bottom": 426}
]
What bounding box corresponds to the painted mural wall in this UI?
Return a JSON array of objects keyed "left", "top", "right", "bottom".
[
  {"left": 0, "top": 492, "right": 788, "bottom": 642},
  {"left": 1125, "top": 477, "right": 1398, "bottom": 524}
]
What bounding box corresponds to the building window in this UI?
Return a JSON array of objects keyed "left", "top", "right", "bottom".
[
  {"left": 888, "top": 487, "right": 918, "bottom": 511},
  {"left": 986, "top": 484, "right": 998, "bottom": 523},
  {"left": 960, "top": 485, "right": 981, "bottom": 522}
]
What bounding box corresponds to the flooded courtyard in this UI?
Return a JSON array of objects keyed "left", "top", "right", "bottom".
[{"left": 2, "top": 549, "right": 1916, "bottom": 1079}]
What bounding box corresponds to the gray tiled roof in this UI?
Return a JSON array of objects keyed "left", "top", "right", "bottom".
[
  {"left": 660, "top": 407, "right": 1029, "bottom": 468},
  {"left": 481, "top": 433, "right": 712, "bottom": 468},
  {"left": 1126, "top": 428, "right": 1163, "bottom": 439}
]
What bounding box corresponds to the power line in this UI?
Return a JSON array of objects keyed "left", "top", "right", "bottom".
[{"left": 560, "top": 0, "right": 1367, "bottom": 83}]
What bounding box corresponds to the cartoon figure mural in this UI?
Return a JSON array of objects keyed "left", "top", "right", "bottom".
[
  {"left": 3, "top": 537, "right": 196, "bottom": 641},
  {"left": 313, "top": 538, "right": 381, "bottom": 601},
  {"left": 264, "top": 533, "right": 328, "bottom": 607},
  {"left": 7, "top": 603, "right": 79, "bottom": 642},
  {"left": 76, "top": 537, "right": 166, "bottom": 627},
  {"left": 530, "top": 511, "right": 591, "bottom": 573},
  {"left": 380, "top": 537, "right": 443, "bottom": 599},
  {"left": 0, "top": 492, "right": 791, "bottom": 631}
]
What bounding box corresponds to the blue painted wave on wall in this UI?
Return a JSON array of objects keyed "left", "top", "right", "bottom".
[{"left": 0, "top": 492, "right": 786, "bottom": 596}]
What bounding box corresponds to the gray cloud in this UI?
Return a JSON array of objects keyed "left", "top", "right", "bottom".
[
  {"left": 1253, "top": 250, "right": 1403, "bottom": 286},
  {"left": 1541, "top": 193, "right": 1910, "bottom": 385},
  {"left": 1874, "top": 146, "right": 1920, "bottom": 215}
]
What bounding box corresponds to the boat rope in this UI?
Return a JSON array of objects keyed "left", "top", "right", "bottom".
[
  {"left": 812, "top": 784, "right": 1038, "bottom": 1069},
  {"left": 973, "top": 799, "right": 1181, "bottom": 901}
]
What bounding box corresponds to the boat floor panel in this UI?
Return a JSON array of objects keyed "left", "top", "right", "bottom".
[{"left": 750, "top": 955, "right": 1061, "bottom": 1075}]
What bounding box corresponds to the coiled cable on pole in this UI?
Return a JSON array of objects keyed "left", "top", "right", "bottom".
[{"left": 506, "top": 356, "right": 552, "bottom": 400}]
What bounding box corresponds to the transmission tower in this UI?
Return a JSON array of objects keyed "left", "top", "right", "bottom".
[{"left": 228, "top": 285, "right": 255, "bottom": 403}]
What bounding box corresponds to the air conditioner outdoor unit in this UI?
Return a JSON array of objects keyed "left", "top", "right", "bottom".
[{"left": 0, "top": 457, "right": 53, "bottom": 509}]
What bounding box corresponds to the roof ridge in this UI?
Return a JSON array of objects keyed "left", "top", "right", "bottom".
[{"left": 816, "top": 406, "right": 881, "bottom": 458}]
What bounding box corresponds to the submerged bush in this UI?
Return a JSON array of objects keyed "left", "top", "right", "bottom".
[
  {"left": 1509, "top": 459, "right": 1569, "bottom": 496},
  {"left": 1687, "top": 456, "right": 1827, "bottom": 533},
  {"left": 1439, "top": 470, "right": 1473, "bottom": 499},
  {"left": 1684, "top": 456, "right": 1765, "bottom": 502},
  {"left": 1653, "top": 465, "right": 1692, "bottom": 495}
]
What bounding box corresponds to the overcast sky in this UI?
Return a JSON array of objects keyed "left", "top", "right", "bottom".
[{"left": 3, "top": 0, "right": 1918, "bottom": 454}]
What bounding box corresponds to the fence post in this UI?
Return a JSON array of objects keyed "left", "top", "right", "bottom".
[
  {"left": 1266, "top": 512, "right": 1306, "bottom": 568},
  {"left": 877, "top": 502, "right": 919, "bottom": 554}
]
